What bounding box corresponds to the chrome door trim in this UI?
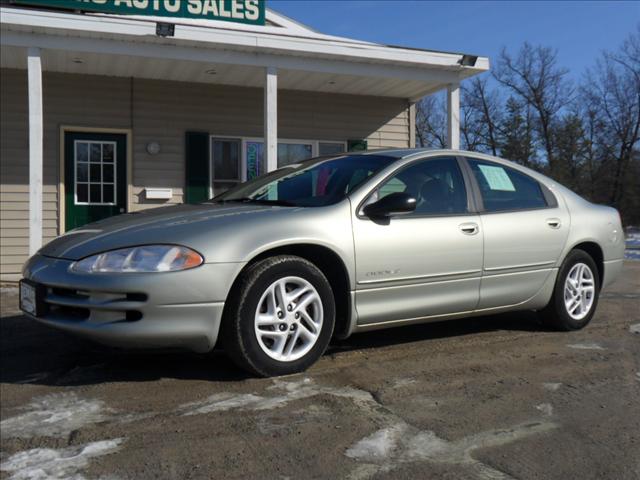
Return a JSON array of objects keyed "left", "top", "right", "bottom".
[
  {"left": 483, "top": 260, "right": 556, "bottom": 272},
  {"left": 357, "top": 269, "right": 482, "bottom": 285}
]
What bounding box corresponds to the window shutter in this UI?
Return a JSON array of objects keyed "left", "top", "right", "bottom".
[{"left": 185, "top": 131, "right": 209, "bottom": 204}]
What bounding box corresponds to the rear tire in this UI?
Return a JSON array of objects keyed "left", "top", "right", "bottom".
[
  {"left": 540, "top": 249, "right": 600, "bottom": 331},
  {"left": 221, "top": 255, "right": 335, "bottom": 377}
]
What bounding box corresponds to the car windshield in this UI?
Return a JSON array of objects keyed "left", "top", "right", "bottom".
[{"left": 209, "top": 154, "right": 395, "bottom": 207}]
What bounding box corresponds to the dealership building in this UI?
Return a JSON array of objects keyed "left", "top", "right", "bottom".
[{"left": 0, "top": 0, "right": 488, "bottom": 281}]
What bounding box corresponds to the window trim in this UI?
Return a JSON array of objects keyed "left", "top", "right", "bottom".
[
  {"left": 209, "top": 135, "right": 347, "bottom": 197},
  {"left": 73, "top": 139, "right": 118, "bottom": 207},
  {"left": 356, "top": 155, "right": 478, "bottom": 220},
  {"left": 461, "top": 156, "right": 558, "bottom": 215}
]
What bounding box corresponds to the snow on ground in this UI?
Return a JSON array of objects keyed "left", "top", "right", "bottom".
[
  {"left": 626, "top": 227, "right": 640, "bottom": 260},
  {"left": 0, "top": 439, "right": 124, "bottom": 480}
]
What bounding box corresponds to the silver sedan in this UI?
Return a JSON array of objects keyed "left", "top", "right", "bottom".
[{"left": 20, "top": 149, "right": 625, "bottom": 376}]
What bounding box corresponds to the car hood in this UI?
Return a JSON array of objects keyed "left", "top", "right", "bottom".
[{"left": 39, "top": 203, "right": 297, "bottom": 261}]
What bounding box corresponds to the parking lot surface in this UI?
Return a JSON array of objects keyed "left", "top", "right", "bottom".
[{"left": 1, "top": 263, "right": 639, "bottom": 480}]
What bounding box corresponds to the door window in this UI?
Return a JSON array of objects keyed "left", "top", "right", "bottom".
[
  {"left": 371, "top": 157, "right": 469, "bottom": 216},
  {"left": 212, "top": 138, "right": 241, "bottom": 196},
  {"left": 467, "top": 159, "right": 548, "bottom": 212},
  {"left": 74, "top": 140, "right": 117, "bottom": 205},
  {"left": 65, "top": 132, "right": 127, "bottom": 231}
]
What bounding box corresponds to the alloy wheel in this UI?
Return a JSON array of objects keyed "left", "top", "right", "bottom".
[
  {"left": 254, "top": 276, "right": 323, "bottom": 362},
  {"left": 563, "top": 262, "right": 595, "bottom": 321}
]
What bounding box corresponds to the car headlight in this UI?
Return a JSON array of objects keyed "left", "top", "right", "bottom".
[{"left": 70, "top": 245, "right": 204, "bottom": 273}]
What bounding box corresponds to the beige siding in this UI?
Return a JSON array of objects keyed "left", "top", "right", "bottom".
[
  {"left": 1, "top": 69, "right": 132, "bottom": 281},
  {"left": 130, "top": 79, "right": 409, "bottom": 209},
  {"left": 1, "top": 69, "right": 411, "bottom": 281}
]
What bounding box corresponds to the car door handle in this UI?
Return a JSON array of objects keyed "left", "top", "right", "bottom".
[
  {"left": 459, "top": 222, "right": 479, "bottom": 235},
  {"left": 546, "top": 218, "right": 561, "bottom": 229}
]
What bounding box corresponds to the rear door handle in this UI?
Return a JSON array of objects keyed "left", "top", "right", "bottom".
[
  {"left": 459, "top": 222, "right": 479, "bottom": 235},
  {"left": 546, "top": 218, "right": 561, "bottom": 229}
]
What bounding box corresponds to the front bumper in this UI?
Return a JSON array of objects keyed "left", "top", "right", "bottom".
[{"left": 21, "top": 254, "right": 245, "bottom": 353}]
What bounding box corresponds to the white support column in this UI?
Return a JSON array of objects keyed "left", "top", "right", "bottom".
[
  {"left": 264, "top": 66, "right": 278, "bottom": 172},
  {"left": 446, "top": 82, "right": 460, "bottom": 150},
  {"left": 28, "top": 47, "right": 43, "bottom": 255}
]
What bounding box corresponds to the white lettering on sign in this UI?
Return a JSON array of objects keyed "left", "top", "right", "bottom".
[
  {"left": 232, "top": 0, "right": 244, "bottom": 18},
  {"left": 202, "top": 0, "right": 219, "bottom": 16},
  {"left": 164, "top": 0, "right": 180, "bottom": 13},
  {"left": 187, "top": 0, "right": 202, "bottom": 15},
  {"left": 219, "top": 0, "right": 231, "bottom": 18},
  {"left": 18, "top": 0, "right": 264, "bottom": 23},
  {"left": 245, "top": 0, "right": 260, "bottom": 20}
]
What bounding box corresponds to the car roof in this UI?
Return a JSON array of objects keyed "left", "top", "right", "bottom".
[{"left": 359, "top": 147, "right": 457, "bottom": 159}]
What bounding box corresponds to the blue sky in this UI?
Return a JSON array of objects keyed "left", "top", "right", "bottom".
[{"left": 268, "top": 1, "right": 639, "bottom": 81}]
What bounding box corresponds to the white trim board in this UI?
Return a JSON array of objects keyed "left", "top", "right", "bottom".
[{"left": 0, "top": 7, "right": 489, "bottom": 75}]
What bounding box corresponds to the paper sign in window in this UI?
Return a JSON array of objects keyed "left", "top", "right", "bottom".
[{"left": 478, "top": 165, "right": 515, "bottom": 192}]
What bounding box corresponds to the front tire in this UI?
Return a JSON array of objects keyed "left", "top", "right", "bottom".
[
  {"left": 540, "top": 249, "right": 600, "bottom": 331},
  {"left": 221, "top": 255, "right": 335, "bottom": 377}
]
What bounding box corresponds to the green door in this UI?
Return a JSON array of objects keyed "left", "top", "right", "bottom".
[{"left": 64, "top": 132, "right": 127, "bottom": 231}]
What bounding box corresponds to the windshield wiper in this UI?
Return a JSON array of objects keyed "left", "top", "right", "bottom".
[{"left": 215, "top": 198, "right": 298, "bottom": 207}]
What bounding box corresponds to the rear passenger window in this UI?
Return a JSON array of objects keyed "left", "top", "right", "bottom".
[{"left": 467, "top": 159, "right": 548, "bottom": 212}]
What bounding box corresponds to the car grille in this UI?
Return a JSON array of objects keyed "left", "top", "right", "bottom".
[{"left": 41, "top": 285, "right": 146, "bottom": 323}]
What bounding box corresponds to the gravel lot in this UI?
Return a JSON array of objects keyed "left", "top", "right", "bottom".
[{"left": 1, "top": 262, "right": 639, "bottom": 480}]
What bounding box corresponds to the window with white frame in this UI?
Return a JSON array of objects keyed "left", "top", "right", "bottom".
[
  {"left": 238, "top": 138, "right": 347, "bottom": 181},
  {"left": 74, "top": 140, "right": 117, "bottom": 205}
]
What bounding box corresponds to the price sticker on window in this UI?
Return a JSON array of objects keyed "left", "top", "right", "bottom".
[{"left": 478, "top": 165, "right": 515, "bottom": 191}]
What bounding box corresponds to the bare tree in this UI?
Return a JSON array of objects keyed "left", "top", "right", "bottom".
[
  {"left": 581, "top": 26, "right": 640, "bottom": 214},
  {"left": 498, "top": 97, "right": 537, "bottom": 167},
  {"left": 494, "top": 43, "right": 573, "bottom": 175},
  {"left": 415, "top": 94, "right": 447, "bottom": 148},
  {"left": 461, "top": 77, "right": 501, "bottom": 155}
]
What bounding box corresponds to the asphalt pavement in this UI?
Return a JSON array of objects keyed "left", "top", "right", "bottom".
[{"left": 1, "top": 263, "right": 639, "bottom": 479}]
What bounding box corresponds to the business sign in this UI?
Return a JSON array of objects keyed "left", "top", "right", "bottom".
[
  {"left": 246, "top": 141, "right": 264, "bottom": 180},
  {"left": 12, "top": 0, "right": 266, "bottom": 26}
]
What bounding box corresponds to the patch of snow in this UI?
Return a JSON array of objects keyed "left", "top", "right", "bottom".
[
  {"left": 535, "top": 403, "right": 554, "bottom": 416},
  {"left": 404, "top": 430, "right": 450, "bottom": 460},
  {"left": 629, "top": 324, "right": 640, "bottom": 335},
  {"left": 345, "top": 424, "right": 406, "bottom": 460},
  {"left": 178, "top": 378, "right": 375, "bottom": 416},
  {"left": 625, "top": 250, "right": 640, "bottom": 261},
  {"left": 625, "top": 229, "right": 640, "bottom": 248},
  {"left": 542, "top": 382, "right": 562, "bottom": 392},
  {"left": 0, "top": 393, "right": 110, "bottom": 439},
  {"left": 0, "top": 438, "right": 124, "bottom": 480},
  {"left": 180, "top": 393, "right": 265, "bottom": 415},
  {"left": 345, "top": 420, "right": 557, "bottom": 479},
  {"left": 567, "top": 343, "right": 606, "bottom": 351},
  {"left": 391, "top": 378, "right": 418, "bottom": 389}
]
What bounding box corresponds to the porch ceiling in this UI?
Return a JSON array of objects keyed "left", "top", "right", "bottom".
[{"left": 0, "top": 44, "right": 443, "bottom": 99}]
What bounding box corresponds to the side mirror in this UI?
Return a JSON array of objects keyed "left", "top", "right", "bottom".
[{"left": 362, "top": 192, "right": 417, "bottom": 219}]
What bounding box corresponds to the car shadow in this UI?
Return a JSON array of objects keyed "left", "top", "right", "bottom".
[{"left": 0, "top": 311, "right": 547, "bottom": 387}]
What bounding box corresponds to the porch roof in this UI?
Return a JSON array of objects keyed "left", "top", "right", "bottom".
[{"left": 0, "top": 6, "right": 489, "bottom": 100}]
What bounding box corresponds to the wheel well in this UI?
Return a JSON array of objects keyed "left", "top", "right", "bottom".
[
  {"left": 572, "top": 242, "right": 604, "bottom": 284},
  {"left": 240, "top": 244, "right": 352, "bottom": 339}
]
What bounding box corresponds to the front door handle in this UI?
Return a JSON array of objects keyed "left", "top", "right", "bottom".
[
  {"left": 546, "top": 218, "right": 561, "bottom": 229},
  {"left": 459, "top": 222, "right": 479, "bottom": 235}
]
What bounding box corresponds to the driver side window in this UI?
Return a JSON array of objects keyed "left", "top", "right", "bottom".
[{"left": 374, "top": 157, "right": 468, "bottom": 216}]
